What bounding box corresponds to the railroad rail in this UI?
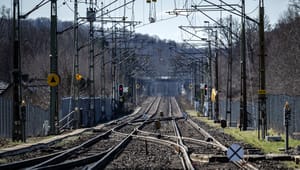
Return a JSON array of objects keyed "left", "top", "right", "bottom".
[{"left": 0, "top": 97, "right": 266, "bottom": 170}]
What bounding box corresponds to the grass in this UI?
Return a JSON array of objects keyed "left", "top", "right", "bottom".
[
  {"left": 283, "top": 161, "right": 300, "bottom": 169},
  {"left": 187, "top": 109, "right": 300, "bottom": 168},
  {"left": 186, "top": 110, "right": 300, "bottom": 154}
]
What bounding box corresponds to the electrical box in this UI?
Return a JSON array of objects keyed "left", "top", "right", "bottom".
[{"left": 87, "top": 8, "right": 96, "bottom": 22}]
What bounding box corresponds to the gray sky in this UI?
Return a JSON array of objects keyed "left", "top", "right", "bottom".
[{"left": 0, "top": 0, "right": 290, "bottom": 42}]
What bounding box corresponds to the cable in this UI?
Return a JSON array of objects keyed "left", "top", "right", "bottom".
[
  {"left": 196, "top": 0, "right": 204, "bottom": 6},
  {"left": 20, "top": 0, "right": 50, "bottom": 19},
  {"left": 135, "top": 15, "right": 178, "bottom": 29},
  {"left": 246, "top": 5, "right": 259, "bottom": 15},
  {"left": 160, "top": 0, "right": 163, "bottom": 20},
  {"left": 62, "top": 0, "right": 74, "bottom": 13},
  {"left": 184, "top": 0, "right": 188, "bottom": 9},
  {"left": 173, "top": 0, "right": 177, "bottom": 9}
]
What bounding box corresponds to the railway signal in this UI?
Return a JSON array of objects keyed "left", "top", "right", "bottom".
[
  {"left": 211, "top": 88, "right": 217, "bottom": 102},
  {"left": 75, "top": 73, "right": 86, "bottom": 90},
  {"left": 75, "top": 73, "right": 83, "bottom": 81},
  {"left": 204, "top": 84, "right": 208, "bottom": 96},
  {"left": 119, "top": 84, "right": 124, "bottom": 97}
]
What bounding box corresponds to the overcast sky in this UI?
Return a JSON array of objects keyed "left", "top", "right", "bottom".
[{"left": 0, "top": 0, "right": 290, "bottom": 42}]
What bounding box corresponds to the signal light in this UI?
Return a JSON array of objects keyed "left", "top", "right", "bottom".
[
  {"left": 211, "top": 88, "right": 216, "bottom": 102},
  {"left": 204, "top": 84, "right": 208, "bottom": 95},
  {"left": 119, "top": 84, "right": 123, "bottom": 96},
  {"left": 76, "top": 73, "right": 83, "bottom": 81}
]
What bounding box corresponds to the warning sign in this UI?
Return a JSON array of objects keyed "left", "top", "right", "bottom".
[
  {"left": 47, "top": 73, "right": 60, "bottom": 87},
  {"left": 136, "top": 83, "right": 140, "bottom": 89},
  {"left": 227, "top": 144, "right": 244, "bottom": 162}
]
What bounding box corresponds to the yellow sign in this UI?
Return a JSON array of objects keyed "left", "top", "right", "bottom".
[
  {"left": 76, "top": 73, "right": 83, "bottom": 81},
  {"left": 258, "top": 89, "right": 266, "bottom": 95},
  {"left": 47, "top": 73, "right": 60, "bottom": 87},
  {"left": 211, "top": 88, "right": 217, "bottom": 102},
  {"left": 136, "top": 83, "right": 140, "bottom": 89}
]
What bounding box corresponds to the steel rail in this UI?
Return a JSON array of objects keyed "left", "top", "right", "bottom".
[
  {"left": 136, "top": 129, "right": 221, "bottom": 148},
  {"left": 88, "top": 97, "right": 162, "bottom": 169},
  {"left": 87, "top": 132, "right": 135, "bottom": 170},
  {"left": 131, "top": 133, "right": 194, "bottom": 170},
  {"left": 131, "top": 116, "right": 184, "bottom": 124},
  {"left": 172, "top": 97, "right": 257, "bottom": 169},
  {"left": 0, "top": 98, "right": 157, "bottom": 170},
  {"left": 0, "top": 151, "right": 63, "bottom": 170},
  {"left": 169, "top": 98, "right": 194, "bottom": 170},
  {"left": 186, "top": 118, "right": 258, "bottom": 170},
  {"left": 29, "top": 130, "right": 113, "bottom": 169},
  {"left": 31, "top": 150, "right": 110, "bottom": 170},
  {"left": 29, "top": 98, "right": 160, "bottom": 169}
]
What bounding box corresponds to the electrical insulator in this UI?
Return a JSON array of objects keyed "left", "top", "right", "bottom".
[
  {"left": 146, "top": 0, "right": 151, "bottom": 3},
  {"left": 152, "top": 0, "right": 157, "bottom": 2}
]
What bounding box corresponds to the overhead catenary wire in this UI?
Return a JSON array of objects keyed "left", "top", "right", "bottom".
[
  {"left": 61, "top": 0, "right": 75, "bottom": 13},
  {"left": 19, "top": 0, "right": 50, "bottom": 18},
  {"left": 135, "top": 15, "right": 177, "bottom": 29},
  {"left": 57, "top": 0, "right": 130, "bottom": 34},
  {"left": 191, "top": 6, "right": 239, "bottom": 39},
  {"left": 204, "top": 0, "right": 258, "bottom": 24},
  {"left": 246, "top": 5, "right": 259, "bottom": 15}
]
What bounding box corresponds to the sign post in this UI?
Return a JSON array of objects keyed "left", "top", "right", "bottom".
[
  {"left": 50, "top": 0, "right": 58, "bottom": 135},
  {"left": 227, "top": 144, "right": 244, "bottom": 162},
  {"left": 284, "top": 102, "right": 291, "bottom": 153},
  {"left": 47, "top": 73, "right": 60, "bottom": 87}
]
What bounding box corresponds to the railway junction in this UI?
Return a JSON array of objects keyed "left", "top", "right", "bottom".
[{"left": 1, "top": 0, "right": 300, "bottom": 169}]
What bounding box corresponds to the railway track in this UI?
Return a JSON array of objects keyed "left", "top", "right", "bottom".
[
  {"left": 0, "top": 96, "right": 263, "bottom": 169},
  {"left": 0, "top": 97, "right": 159, "bottom": 170}
]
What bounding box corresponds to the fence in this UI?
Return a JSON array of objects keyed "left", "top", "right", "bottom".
[
  {"left": 218, "top": 94, "right": 300, "bottom": 134},
  {"left": 0, "top": 97, "right": 49, "bottom": 138},
  {"left": 60, "top": 97, "right": 113, "bottom": 128}
]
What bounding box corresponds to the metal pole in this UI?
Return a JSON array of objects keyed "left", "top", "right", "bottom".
[
  {"left": 100, "top": 2, "right": 106, "bottom": 120},
  {"left": 226, "top": 15, "right": 233, "bottom": 127},
  {"left": 285, "top": 121, "right": 289, "bottom": 152},
  {"left": 88, "top": 0, "right": 95, "bottom": 126},
  {"left": 201, "top": 52, "right": 204, "bottom": 115},
  {"left": 112, "top": 26, "right": 117, "bottom": 117},
  {"left": 259, "top": 0, "right": 267, "bottom": 139},
  {"left": 190, "top": 70, "right": 193, "bottom": 105},
  {"left": 284, "top": 103, "right": 290, "bottom": 153},
  {"left": 208, "top": 41, "right": 213, "bottom": 120},
  {"left": 240, "top": 0, "right": 247, "bottom": 131},
  {"left": 50, "top": 0, "right": 58, "bottom": 135},
  {"left": 134, "top": 79, "right": 137, "bottom": 105},
  {"left": 12, "top": 0, "right": 24, "bottom": 141},
  {"left": 194, "top": 63, "right": 197, "bottom": 104},
  {"left": 215, "top": 31, "right": 219, "bottom": 121},
  {"left": 73, "top": 0, "right": 80, "bottom": 129}
]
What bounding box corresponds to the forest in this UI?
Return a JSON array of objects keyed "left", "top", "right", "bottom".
[{"left": 0, "top": 1, "right": 300, "bottom": 109}]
